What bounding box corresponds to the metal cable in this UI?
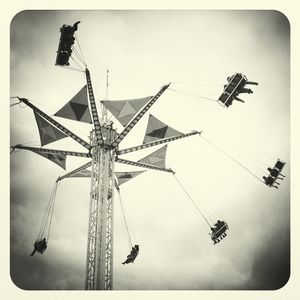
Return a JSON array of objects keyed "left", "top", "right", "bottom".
[
  {"left": 168, "top": 88, "right": 218, "bottom": 103},
  {"left": 39, "top": 182, "right": 57, "bottom": 239},
  {"left": 47, "top": 181, "right": 59, "bottom": 242},
  {"left": 74, "top": 33, "right": 87, "bottom": 66},
  {"left": 59, "top": 64, "right": 85, "bottom": 73},
  {"left": 200, "top": 134, "right": 265, "bottom": 184},
  {"left": 173, "top": 174, "right": 212, "bottom": 228},
  {"left": 70, "top": 56, "right": 85, "bottom": 71},
  {"left": 10, "top": 101, "right": 21, "bottom": 108},
  {"left": 72, "top": 46, "right": 86, "bottom": 66},
  {"left": 117, "top": 189, "right": 133, "bottom": 250}
]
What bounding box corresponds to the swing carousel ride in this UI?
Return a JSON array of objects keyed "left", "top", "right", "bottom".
[{"left": 10, "top": 18, "right": 288, "bottom": 290}]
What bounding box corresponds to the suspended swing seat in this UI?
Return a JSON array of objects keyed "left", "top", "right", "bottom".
[
  {"left": 263, "top": 175, "right": 276, "bottom": 187},
  {"left": 30, "top": 238, "right": 47, "bottom": 256},
  {"left": 122, "top": 245, "right": 139, "bottom": 265},
  {"left": 30, "top": 181, "right": 58, "bottom": 256},
  {"left": 263, "top": 159, "right": 286, "bottom": 188},
  {"left": 274, "top": 159, "right": 286, "bottom": 172},
  {"left": 210, "top": 221, "right": 229, "bottom": 244},
  {"left": 117, "top": 189, "right": 140, "bottom": 265},
  {"left": 55, "top": 22, "right": 79, "bottom": 67},
  {"left": 218, "top": 73, "right": 247, "bottom": 108},
  {"left": 268, "top": 159, "right": 286, "bottom": 180}
]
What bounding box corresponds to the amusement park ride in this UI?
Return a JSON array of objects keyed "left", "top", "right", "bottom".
[{"left": 10, "top": 21, "right": 286, "bottom": 290}]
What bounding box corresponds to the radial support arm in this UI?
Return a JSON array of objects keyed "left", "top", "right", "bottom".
[
  {"left": 117, "top": 130, "right": 201, "bottom": 155},
  {"left": 116, "top": 157, "right": 175, "bottom": 174},
  {"left": 13, "top": 144, "right": 91, "bottom": 158},
  {"left": 18, "top": 97, "right": 92, "bottom": 150},
  {"left": 85, "top": 69, "right": 104, "bottom": 145},
  {"left": 57, "top": 160, "right": 92, "bottom": 181},
  {"left": 112, "top": 83, "right": 171, "bottom": 147}
]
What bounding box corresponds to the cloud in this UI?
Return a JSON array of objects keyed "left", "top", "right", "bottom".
[
  {"left": 10, "top": 10, "right": 290, "bottom": 290},
  {"left": 244, "top": 228, "right": 290, "bottom": 290},
  {"left": 10, "top": 248, "right": 84, "bottom": 290}
]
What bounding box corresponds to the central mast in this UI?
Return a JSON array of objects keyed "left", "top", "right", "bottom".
[{"left": 85, "top": 69, "right": 116, "bottom": 290}]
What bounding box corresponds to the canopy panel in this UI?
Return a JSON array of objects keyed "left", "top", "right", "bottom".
[
  {"left": 69, "top": 169, "right": 91, "bottom": 178},
  {"left": 60, "top": 169, "right": 145, "bottom": 184},
  {"left": 34, "top": 112, "right": 67, "bottom": 146},
  {"left": 35, "top": 151, "right": 67, "bottom": 169},
  {"left": 54, "top": 85, "right": 92, "bottom": 124},
  {"left": 115, "top": 170, "right": 146, "bottom": 185},
  {"left": 138, "top": 145, "right": 167, "bottom": 168},
  {"left": 101, "top": 96, "right": 153, "bottom": 127},
  {"left": 143, "top": 114, "right": 182, "bottom": 144}
]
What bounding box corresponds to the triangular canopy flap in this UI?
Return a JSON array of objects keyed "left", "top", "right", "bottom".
[
  {"left": 143, "top": 114, "right": 182, "bottom": 144},
  {"left": 35, "top": 151, "right": 67, "bottom": 169},
  {"left": 138, "top": 145, "right": 168, "bottom": 168},
  {"left": 115, "top": 170, "right": 146, "bottom": 185},
  {"left": 54, "top": 85, "right": 92, "bottom": 124},
  {"left": 34, "top": 112, "right": 67, "bottom": 146},
  {"left": 69, "top": 169, "right": 91, "bottom": 178},
  {"left": 101, "top": 96, "right": 153, "bottom": 127}
]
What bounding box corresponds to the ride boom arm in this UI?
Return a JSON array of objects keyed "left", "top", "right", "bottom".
[
  {"left": 85, "top": 69, "right": 104, "bottom": 145},
  {"left": 13, "top": 144, "right": 90, "bottom": 158},
  {"left": 117, "top": 130, "right": 201, "bottom": 155},
  {"left": 18, "top": 98, "right": 92, "bottom": 150},
  {"left": 116, "top": 157, "right": 175, "bottom": 174},
  {"left": 112, "top": 83, "right": 171, "bottom": 148}
]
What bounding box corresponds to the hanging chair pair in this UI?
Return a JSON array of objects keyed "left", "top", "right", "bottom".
[
  {"left": 30, "top": 181, "right": 59, "bottom": 256},
  {"left": 117, "top": 188, "right": 140, "bottom": 265}
]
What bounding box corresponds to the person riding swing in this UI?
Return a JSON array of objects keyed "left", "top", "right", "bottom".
[
  {"left": 122, "top": 245, "right": 139, "bottom": 265},
  {"left": 30, "top": 238, "right": 47, "bottom": 256}
]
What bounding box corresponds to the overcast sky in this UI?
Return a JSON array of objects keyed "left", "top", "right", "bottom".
[{"left": 10, "top": 10, "right": 290, "bottom": 290}]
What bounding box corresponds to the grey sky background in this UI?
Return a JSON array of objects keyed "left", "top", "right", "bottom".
[{"left": 10, "top": 10, "right": 290, "bottom": 290}]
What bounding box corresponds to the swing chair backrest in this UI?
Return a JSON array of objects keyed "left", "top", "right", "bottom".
[
  {"left": 218, "top": 73, "right": 247, "bottom": 108},
  {"left": 211, "top": 223, "right": 228, "bottom": 239},
  {"left": 274, "top": 159, "right": 286, "bottom": 172}
]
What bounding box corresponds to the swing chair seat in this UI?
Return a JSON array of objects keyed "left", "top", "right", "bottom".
[
  {"left": 122, "top": 245, "right": 139, "bottom": 264},
  {"left": 264, "top": 159, "right": 286, "bottom": 188},
  {"left": 218, "top": 73, "right": 247, "bottom": 107},
  {"left": 33, "top": 238, "right": 48, "bottom": 254},
  {"left": 264, "top": 175, "right": 276, "bottom": 187},
  {"left": 210, "top": 221, "right": 229, "bottom": 243},
  {"left": 55, "top": 24, "right": 77, "bottom": 66},
  {"left": 33, "top": 181, "right": 58, "bottom": 256}
]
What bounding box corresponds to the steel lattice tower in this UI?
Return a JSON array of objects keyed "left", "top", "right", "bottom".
[
  {"left": 85, "top": 128, "right": 116, "bottom": 290},
  {"left": 84, "top": 68, "right": 116, "bottom": 289},
  {"left": 83, "top": 69, "right": 174, "bottom": 289}
]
